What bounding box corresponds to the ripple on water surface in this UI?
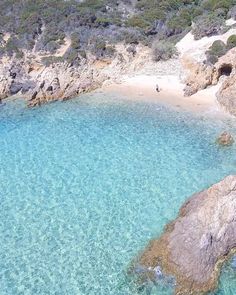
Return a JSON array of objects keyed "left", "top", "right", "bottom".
[{"left": 0, "top": 93, "right": 236, "bottom": 295}]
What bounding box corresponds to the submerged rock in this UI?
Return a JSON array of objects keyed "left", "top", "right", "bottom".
[
  {"left": 134, "top": 175, "right": 236, "bottom": 294},
  {"left": 216, "top": 131, "right": 234, "bottom": 146}
]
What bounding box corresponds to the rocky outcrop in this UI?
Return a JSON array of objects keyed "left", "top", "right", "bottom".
[
  {"left": 27, "top": 62, "right": 108, "bottom": 107},
  {"left": 181, "top": 46, "right": 236, "bottom": 116},
  {"left": 134, "top": 175, "right": 236, "bottom": 294},
  {"left": 0, "top": 57, "right": 109, "bottom": 107},
  {"left": 217, "top": 74, "right": 236, "bottom": 116},
  {"left": 181, "top": 52, "right": 218, "bottom": 96},
  {"left": 0, "top": 44, "right": 151, "bottom": 107},
  {"left": 216, "top": 132, "right": 234, "bottom": 146},
  {"left": 215, "top": 48, "right": 236, "bottom": 115}
]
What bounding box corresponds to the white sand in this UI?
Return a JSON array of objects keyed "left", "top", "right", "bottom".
[
  {"left": 103, "top": 74, "right": 224, "bottom": 115},
  {"left": 226, "top": 18, "right": 236, "bottom": 26}
]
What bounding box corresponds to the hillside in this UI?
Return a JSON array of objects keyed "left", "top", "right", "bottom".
[
  {"left": 1, "top": 0, "right": 236, "bottom": 111},
  {"left": 1, "top": 0, "right": 236, "bottom": 62}
]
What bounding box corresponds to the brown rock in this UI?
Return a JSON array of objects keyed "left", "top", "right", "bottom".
[
  {"left": 181, "top": 55, "right": 217, "bottom": 97},
  {"left": 134, "top": 176, "right": 236, "bottom": 294},
  {"left": 216, "top": 132, "right": 234, "bottom": 146}
]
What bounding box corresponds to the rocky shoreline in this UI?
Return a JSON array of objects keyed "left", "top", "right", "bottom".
[
  {"left": 0, "top": 57, "right": 109, "bottom": 107},
  {"left": 0, "top": 44, "right": 153, "bottom": 108},
  {"left": 1, "top": 42, "right": 236, "bottom": 117},
  {"left": 133, "top": 176, "right": 236, "bottom": 294}
]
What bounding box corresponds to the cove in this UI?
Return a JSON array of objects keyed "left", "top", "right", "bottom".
[{"left": 0, "top": 92, "right": 236, "bottom": 295}]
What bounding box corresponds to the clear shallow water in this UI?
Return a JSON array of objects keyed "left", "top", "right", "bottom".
[{"left": 0, "top": 93, "right": 236, "bottom": 295}]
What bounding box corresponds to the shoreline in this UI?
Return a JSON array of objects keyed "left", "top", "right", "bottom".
[
  {"left": 1, "top": 73, "right": 234, "bottom": 121},
  {"left": 102, "top": 74, "right": 233, "bottom": 119},
  {"left": 102, "top": 74, "right": 226, "bottom": 114}
]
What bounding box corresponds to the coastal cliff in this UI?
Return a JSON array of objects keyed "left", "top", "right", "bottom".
[{"left": 134, "top": 175, "right": 236, "bottom": 294}]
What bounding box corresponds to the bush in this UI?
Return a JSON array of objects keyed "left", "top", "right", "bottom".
[
  {"left": 126, "top": 16, "right": 149, "bottom": 29},
  {"left": 45, "top": 41, "right": 60, "bottom": 53},
  {"left": 117, "top": 28, "right": 145, "bottom": 45},
  {"left": 206, "top": 40, "right": 227, "bottom": 64},
  {"left": 95, "top": 17, "right": 112, "bottom": 27},
  {"left": 152, "top": 40, "right": 177, "bottom": 61},
  {"left": 70, "top": 32, "right": 80, "bottom": 50},
  {"left": 192, "top": 14, "right": 226, "bottom": 40},
  {"left": 166, "top": 8, "right": 192, "bottom": 35},
  {"left": 209, "top": 40, "right": 227, "bottom": 57},
  {"left": 202, "top": 0, "right": 236, "bottom": 11},
  {"left": 4, "top": 36, "right": 23, "bottom": 57},
  {"left": 227, "top": 35, "right": 236, "bottom": 49},
  {"left": 228, "top": 5, "right": 236, "bottom": 20},
  {"left": 63, "top": 49, "right": 80, "bottom": 66}
]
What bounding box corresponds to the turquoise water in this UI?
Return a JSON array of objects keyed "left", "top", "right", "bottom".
[{"left": 0, "top": 93, "right": 236, "bottom": 295}]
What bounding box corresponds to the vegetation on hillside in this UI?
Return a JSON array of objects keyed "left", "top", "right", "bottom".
[
  {"left": 0, "top": 0, "right": 236, "bottom": 63},
  {"left": 206, "top": 34, "right": 236, "bottom": 64}
]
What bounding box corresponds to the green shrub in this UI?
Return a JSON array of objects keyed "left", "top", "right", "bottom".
[
  {"left": 166, "top": 11, "right": 192, "bottom": 34},
  {"left": 206, "top": 40, "right": 227, "bottom": 64},
  {"left": 209, "top": 40, "right": 227, "bottom": 57},
  {"left": 95, "top": 17, "right": 112, "bottom": 27},
  {"left": 152, "top": 40, "right": 177, "bottom": 61},
  {"left": 79, "top": 50, "right": 87, "bottom": 59},
  {"left": 63, "top": 49, "right": 80, "bottom": 66},
  {"left": 227, "top": 34, "right": 236, "bottom": 49},
  {"left": 105, "top": 45, "right": 116, "bottom": 57},
  {"left": 192, "top": 13, "right": 226, "bottom": 40},
  {"left": 70, "top": 32, "right": 80, "bottom": 50},
  {"left": 126, "top": 16, "right": 149, "bottom": 29},
  {"left": 202, "top": 0, "right": 236, "bottom": 11}
]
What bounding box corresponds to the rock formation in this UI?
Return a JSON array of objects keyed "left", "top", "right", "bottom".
[
  {"left": 0, "top": 44, "right": 151, "bottom": 107},
  {"left": 134, "top": 175, "right": 236, "bottom": 294},
  {"left": 216, "top": 131, "right": 234, "bottom": 146},
  {"left": 181, "top": 43, "right": 236, "bottom": 116},
  {"left": 0, "top": 57, "right": 108, "bottom": 107},
  {"left": 183, "top": 61, "right": 216, "bottom": 96}
]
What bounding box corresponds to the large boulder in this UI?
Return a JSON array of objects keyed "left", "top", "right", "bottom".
[
  {"left": 134, "top": 175, "right": 236, "bottom": 294},
  {"left": 182, "top": 58, "right": 217, "bottom": 97}
]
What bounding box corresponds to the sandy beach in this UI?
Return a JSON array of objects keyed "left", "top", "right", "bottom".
[{"left": 102, "top": 74, "right": 225, "bottom": 116}]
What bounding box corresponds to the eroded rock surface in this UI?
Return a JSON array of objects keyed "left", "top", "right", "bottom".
[
  {"left": 0, "top": 44, "right": 154, "bottom": 107},
  {"left": 135, "top": 175, "right": 236, "bottom": 294},
  {"left": 181, "top": 45, "right": 236, "bottom": 116}
]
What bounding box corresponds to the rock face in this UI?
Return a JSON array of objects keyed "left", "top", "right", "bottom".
[
  {"left": 0, "top": 44, "right": 152, "bottom": 107},
  {"left": 182, "top": 46, "right": 236, "bottom": 116},
  {"left": 215, "top": 48, "right": 236, "bottom": 116},
  {"left": 182, "top": 59, "right": 217, "bottom": 97},
  {"left": 135, "top": 175, "right": 236, "bottom": 294},
  {"left": 0, "top": 57, "right": 108, "bottom": 107},
  {"left": 216, "top": 132, "right": 234, "bottom": 146}
]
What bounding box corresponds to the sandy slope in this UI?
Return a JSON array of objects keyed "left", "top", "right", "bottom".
[{"left": 176, "top": 28, "right": 236, "bottom": 62}]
